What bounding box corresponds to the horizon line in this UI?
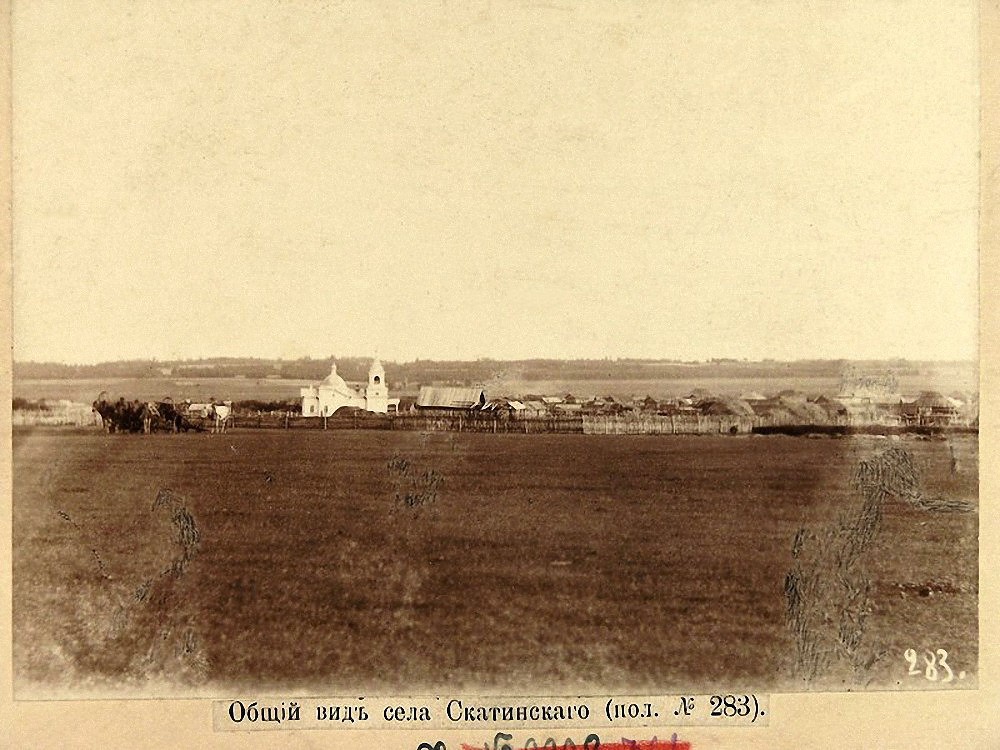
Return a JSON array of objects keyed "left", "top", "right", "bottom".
[{"left": 12, "top": 355, "right": 980, "bottom": 368}]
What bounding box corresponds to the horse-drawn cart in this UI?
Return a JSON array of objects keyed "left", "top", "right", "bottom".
[{"left": 91, "top": 393, "right": 209, "bottom": 433}]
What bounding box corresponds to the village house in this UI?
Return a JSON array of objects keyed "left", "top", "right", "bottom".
[
  {"left": 479, "top": 398, "right": 526, "bottom": 419},
  {"left": 580, "top": 395, "right": 631, "bottom": 415},
  {"left": 552, "top": 400, "right": 583, "bottom": 413},
  {"left": 521, "top": 399, "right": 549, "bottom": 417},
  {"left": 811, "top": 395, "right": 850, "bottom": 424},
  {"left": 900, "top": 391, "right": 962, "bottom": 427},
  {"left": 636, "top": 395, "right": 660, "bottom": 412}
]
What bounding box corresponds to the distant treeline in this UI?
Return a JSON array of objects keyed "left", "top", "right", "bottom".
[{"left": 13, "top": 356, "right": 932, "bottom": 384}]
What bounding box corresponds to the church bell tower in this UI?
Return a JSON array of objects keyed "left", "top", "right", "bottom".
[{"left": 365, "top": 358, "right": 388, "bottom": 412}]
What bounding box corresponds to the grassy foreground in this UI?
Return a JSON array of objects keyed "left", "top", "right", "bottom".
[{"left": 12, "top": 429, "right": 977, "bottom": 697}]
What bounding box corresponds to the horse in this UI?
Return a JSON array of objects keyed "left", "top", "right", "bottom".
[
  {"left": 92, "top": 392, "right": 119, "bottom": 432},
  {"left": 92, "top": 392, "right": 211, "bottom": 434},
  {"left": 155, "top": 400, "right": 182, "bottom": 432},
  {"left": 91, "top": 393, "right": 139, "bottom": 433},
  {"left": 124, "top": 399, "right": 145, "bottom": 433},
  {"left": 140, "top": 402, "right": 161, "bottom": 434},
  {"left": 208, "top": 401, "right": 232, "bottom": 434}
]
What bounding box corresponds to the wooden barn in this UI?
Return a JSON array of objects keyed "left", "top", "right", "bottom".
[
  {"left": 416, "top": 386, "right": 487, "bottom": 411},
  {"left": 906, "top": 391, "right": 961, "bottom": 426}
]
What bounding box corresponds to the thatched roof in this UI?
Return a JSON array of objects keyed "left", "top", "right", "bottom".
[
  {"left": 778, "top": 397, "right": 829, "bottom": 423},
  {"left": 914, "top": 391, "right": 954, "bottom": 409},
  {"left": 697, "top": 397, "right": 755, "bottom": 417}
]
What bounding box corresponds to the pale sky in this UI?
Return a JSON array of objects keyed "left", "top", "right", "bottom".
[{"left": 12, "top": 1, "right": 979, "bottom": 364}]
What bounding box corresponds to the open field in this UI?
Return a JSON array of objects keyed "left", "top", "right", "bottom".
[
  {"left": 13, "top": 377, "right": 316, "bottom": 404},
  {"left": 12, "top": 429, "right": 977, "bottom": 697},
  {"left": 485, "top": 377, "right": 845, "bottom": 400},
  {"left": 497, "top": 373, "right": 978, "bottom": 400}
]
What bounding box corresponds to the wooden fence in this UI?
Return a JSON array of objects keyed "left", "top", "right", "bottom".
[
  {"left": 226, "top": 412, "right": 754, "bottom": 435},
  {"left": 21, "top": 407, "right": 976, "bottom": 437},
  {"left": 582, "top": 414, "right": 753, "bottom": 435}
]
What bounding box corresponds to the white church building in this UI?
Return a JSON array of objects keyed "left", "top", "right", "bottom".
[{"left": 300, "top": 359, "right": 400, "bottom": 416}]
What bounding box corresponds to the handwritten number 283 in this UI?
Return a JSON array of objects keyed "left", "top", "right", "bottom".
[{"left": 904, "top": 648, "right": 954, "bottom": 682}]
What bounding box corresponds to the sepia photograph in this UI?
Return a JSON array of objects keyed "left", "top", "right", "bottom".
[{"left": 5, "top": 0, "right": 993, "bottom": 745}]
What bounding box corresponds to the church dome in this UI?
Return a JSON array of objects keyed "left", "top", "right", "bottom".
[{"left": 322, "top": 363, "right": 349, "bottom": 392}]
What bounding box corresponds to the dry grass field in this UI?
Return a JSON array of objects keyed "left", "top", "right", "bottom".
[{"left": 12, "top": 428, "right": 977, "bottom": 698}]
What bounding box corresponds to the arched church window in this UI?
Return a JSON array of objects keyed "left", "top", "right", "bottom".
[{"left": 373, "top": 375, "right": 380, "bottom": 384}]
